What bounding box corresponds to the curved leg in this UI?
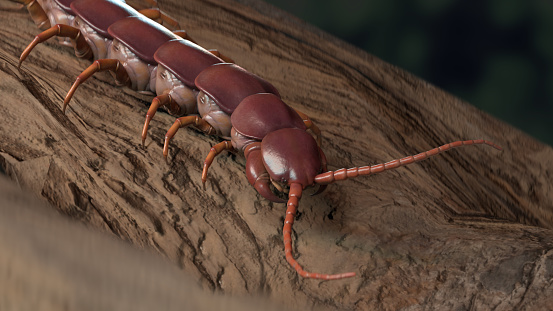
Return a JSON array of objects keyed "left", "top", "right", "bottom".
[
  {"left": 208, "top": 50, "right": 235, "bottom": 63},
  {"left": 294, "top": 109, "right": 322, "bottom": 146},
  {"left": 284, "top": 183, "right": 356, "bottom": 280},
  {"left": 142, "top": 0, "right": 159, "bottom": 6},
  {"left": 243, "top": 143, "right": 286, "bottom": 202},
  {"left": 201, "top": 141, "right": 233, "bottom": 189},
  {"left": 172, "top": 30, "right": 196, "bottom": 44},
  {"left": 19, "top": 24, "right": 92, "bottom": 69},
  {"left": 64, "top": 59, "right": 129, "bottom": 112},
  {"left": 142, "top": 94, "right": 179, "bottom": 147},
  {"left": 314, "top": 139, "right": 503, "bottom": 185},
  {"left": 138, "top": 8, "right": 181, "bottom": 30},
  {"left": 20, "top": 0, "right": 50, "bottom": 30},
  {"left": 163, "top": 116, "right": 215, "bottom": 159}
]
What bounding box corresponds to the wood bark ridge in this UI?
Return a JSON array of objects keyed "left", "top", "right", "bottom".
[
  {"left": 0, "top": 174, "right": 289, "bottom": 311},
  {"left": 1, "top": 0, "right": 553, "bottom": 310}
]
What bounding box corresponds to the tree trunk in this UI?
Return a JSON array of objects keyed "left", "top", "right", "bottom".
[{"left": 1, "top": 0, "right": 553, "bottom": 309}]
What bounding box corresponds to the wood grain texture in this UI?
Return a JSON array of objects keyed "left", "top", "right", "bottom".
[
  {"left": 0, "top": 174, "right": 289, "bottom": 311},
  {"left": 1, "top": 0, "right": 553, "bottom": 309}
]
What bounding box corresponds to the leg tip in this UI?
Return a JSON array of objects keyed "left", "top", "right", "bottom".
[{"left": 341, "top": 272, "right": 357, "bottom": 279}]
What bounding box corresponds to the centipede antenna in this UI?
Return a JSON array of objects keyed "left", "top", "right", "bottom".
[{"left": 315, "top": 140, "right": 502, "bottom": 185}]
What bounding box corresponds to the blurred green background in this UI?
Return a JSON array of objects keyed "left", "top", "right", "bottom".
[{"left": 265, "top": 0, "right": 553, "bottom": 146}]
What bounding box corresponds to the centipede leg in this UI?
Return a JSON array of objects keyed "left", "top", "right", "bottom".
[
  {"left": 138, "top": 8, "right": 181, "bottom": 30},
  {"left": 19, "top": 24, "right": 92, "bottom": 69},
  {"left": 143, "top": 94, "right": 176, "bottom": 147},
  {"left": 201, "top": 141, "right": 234, "bottom": 189},
  {"left": 64, "top": 59, "right": 129, "bottom": 112},
  {"left": 20, "top": 0, "right": 50, "bottom": 30},
  {"left": 125, "top": 0, "right": 159, "bottom": 10},
  {"left": 163, "top": 116, "right": 216, "bottom": 159},
  {"left": 208, "top": 50, "right": 235, "bottom": 63},
  {"left": 294, "top": 109, "right": 321, "bottom": 146},
  {"left": 284, "top": 183, "right": 356, "bottom": 280},
  {"left": 172, "top": 30, "right": 196, "bottom": 43}
]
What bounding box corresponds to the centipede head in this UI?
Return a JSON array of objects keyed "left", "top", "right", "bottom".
[
  {"left": 261, "top": 128, "right": 322, "bottom": 191},
  {"left": 246, "top": 127, "right": 501, "bottom": 280},
  {"left": 234, "top": 94, "right": 317, "bottom": 202},
  {"left": 258, "top": 128, "right": 357, "bottom": 279},
  {"left": 244, "top": 128, "right": 326, "bottom": 203},
  {"left": 242, "top": 127, "right": 325, "bottom": 203}
]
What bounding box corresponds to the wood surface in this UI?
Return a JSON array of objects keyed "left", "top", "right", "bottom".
[
  {"left": 0, "top": 174, "right": 289, "bottom": 311},
  {"left": 1, "top": 0, "right": 553, "bottom": 309}
]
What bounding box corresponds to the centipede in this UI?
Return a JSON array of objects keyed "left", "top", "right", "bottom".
[{"left": 15, "top": 0, "right": 502, "bottom": 280}]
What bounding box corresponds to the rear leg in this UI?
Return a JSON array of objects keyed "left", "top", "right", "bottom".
[
  {"left": 163, "top": 116, "right": 217, "bottom": 160},
  {"left": 127, "top": 0, "right": 182, "bottom": 30},
  {"left": 294, "top": 109, "right": 321, "bottom": 146},
  {"left": 15, "top": 0, "right": 50, "bottom": 29},
  {"left": 138, "top": 8, "right": 181, "bottom": 30},
  {"left": 19, "top": 24, "right": 92, "bottom": 68},
  {"left": 63, "top": 59, "right": 130, "bottom": 112},
  {"left": 201, "top": 141, "right": 233, "bottom": 189}
]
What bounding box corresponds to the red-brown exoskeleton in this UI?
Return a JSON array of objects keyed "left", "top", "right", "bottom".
[
  {"left": 55, "top": 18, "right": 235, "bottom": 127},
  {"left": 15, "top": 0, "right": 503, "bottom": 281},
  {"left": 17, "top": 0, "right": 194, "bottom": 70},
  {"left": 163, "top": 89, "right": 502, "bottom": 280},
  {"left": 15, "top": 0, "right": 180, "bottom": 34}
]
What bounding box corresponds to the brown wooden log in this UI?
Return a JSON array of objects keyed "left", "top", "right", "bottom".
[
  {"left": 0, "top": 174, "right": 289, "bottom": 311},
  {"left": 1, "top": 0, "right": 553, "bottom": 309}
]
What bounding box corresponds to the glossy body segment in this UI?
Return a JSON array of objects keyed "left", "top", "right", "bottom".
[
  {"left": 18, "top": 0, "right": 144, "bottom": 68},
  {"left": 195, "top": 63, "right": 280, "bottom": 114},
  {"left": 70, "top": 0, "right": 139, "bottom": 38},
  {"left": 139, "top": 39, "right": 224, "bottom": 144},
  {"left": 261, "top": 128, "right": 321, "bottom": 187},
  {"left": 19, "top": 0, "right": 181, "bottom": 31},
  {"left": 63, "top": 16, "right": 183, "bottom": 108},
  {"left": 154, "top": 39, "right": 223, "bottom": 87},
  {"left": 107, "top": 16, "right": 179, "bottom": 65},
  {"left": 231, "top": 93, "right": 306, "bottom": 140}
]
